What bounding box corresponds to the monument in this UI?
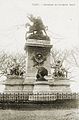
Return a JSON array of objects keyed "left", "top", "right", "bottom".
[
  {"left": 23, "top": 15, "right": 52, "bottom": 93},
  {"left": 4, "top": 15, "right": 71, "bottom": 94}
]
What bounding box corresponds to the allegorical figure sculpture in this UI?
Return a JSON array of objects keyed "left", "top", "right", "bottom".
[
  {"left": 9, "top": 59, "right": 24, "bottom": 76},
  {"left": 25, "top": 14, "right": 50, "bottom": 40},
  {"left": 53, "top": 60, "right": 68, "bottom": 78},
  {"left": 36, "top": 67, "right": 48, "bottom": 81}
]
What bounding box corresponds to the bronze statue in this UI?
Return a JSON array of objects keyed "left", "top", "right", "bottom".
[
  {"left": 36, "top": 67, "right": 48, "bottom": 81},
  {"left": 25, "top": 14, "right": 50, "bottom": 40},
  {"left": 9, "top": 59, "right": 24, "bottom": 76}
]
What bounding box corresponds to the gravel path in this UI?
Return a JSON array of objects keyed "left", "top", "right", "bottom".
[{"left": 0, "top": 109, "right": 79, "bottom": 120}]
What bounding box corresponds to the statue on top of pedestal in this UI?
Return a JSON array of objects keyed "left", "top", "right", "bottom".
[
  {"left": 36, "top": 67, "right": 48, "bottom": 81},
  {"left": 25, "top": 14, "right": 50, "bottom": 40}
]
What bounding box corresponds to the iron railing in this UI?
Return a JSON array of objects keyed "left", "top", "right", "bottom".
[{"left": 0, "top": 93, "right": 78, "bottom": 103}]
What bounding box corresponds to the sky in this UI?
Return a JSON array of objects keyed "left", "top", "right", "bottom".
[{"left": 0, "top": 0, "right": 79, "bottom": 92}]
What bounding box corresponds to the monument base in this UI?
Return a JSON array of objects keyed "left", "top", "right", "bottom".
[
  {"left": 33, "top": 81, "right": 51, "bottom": 94},
  {"left": 4, "top": 75, "right": 24, "bottom": 93},
  {"left": 50, "top": 77, "right": 71, "bottom": 93},
  {"left": 23, "top": 76, "right": 35, "bottom": 93}
]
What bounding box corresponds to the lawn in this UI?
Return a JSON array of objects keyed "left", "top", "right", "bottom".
[{"left": 0, "top": 109, "right": 79, "bottom": 120}]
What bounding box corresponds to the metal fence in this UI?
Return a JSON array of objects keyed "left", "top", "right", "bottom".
[{"left": 0, "top": 93, "right": 78, "bottom": 103}]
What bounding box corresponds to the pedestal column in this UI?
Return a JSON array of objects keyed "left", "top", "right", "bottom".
[{"left": 23, "top": 39, "right": 52, "bottom": 92}]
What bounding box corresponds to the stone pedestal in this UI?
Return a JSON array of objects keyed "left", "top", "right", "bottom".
[
  {"left": 24, "top": 39, "right": 52, "bottom": 92},
  {"left": 23, "top": 76, "right": 35, "bottom": 93},
  {"left": 49, "top": 77, "right": 71, "bottom": 93},
  {"left": 33, "top": 81, "right": 51, "bottom": 94},
  {"left": 4, "top": 75, "right": 24, "bottom": 93}
]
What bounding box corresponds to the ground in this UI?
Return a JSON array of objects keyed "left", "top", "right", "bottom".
[{"left": 0, "top": 109, "right": 79, "bottom": 120}]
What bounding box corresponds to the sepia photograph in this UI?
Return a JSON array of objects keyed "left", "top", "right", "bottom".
[{"left": 0, "top": 0, "right": 79, "bottom": 119}]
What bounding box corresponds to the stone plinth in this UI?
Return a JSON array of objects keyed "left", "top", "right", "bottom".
[
  {"left": 33, "top": 81, "right": 51, "bottom": 94},
  {"left": 49, "top": 77, "right": 71, "bottom": 93},
  {"left": 23, "top": 76, "right": 34, "bottom": 93},
  {"left": 24, "top": 39, "right": 52, "bottom": 92},
  {"left": 4, "top": 75, "right": 24, "bottom": 93}
]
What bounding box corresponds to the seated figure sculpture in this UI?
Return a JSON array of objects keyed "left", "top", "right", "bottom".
[{"left": 36, "top": 67, "right": 48, "bottom": 81}]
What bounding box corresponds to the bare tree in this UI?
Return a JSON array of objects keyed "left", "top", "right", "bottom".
[
  {"left": 70, "top": 48, "right": 79, "bottom": 68},
  {"left": 0, "top": 51, "right": 26, "bottom": 77},
  {"left": 51, "top": 48, "right": 71, "bottom": 68},
  {"left": 50, "top": 48, "right": 78, "bottom": 79}
]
